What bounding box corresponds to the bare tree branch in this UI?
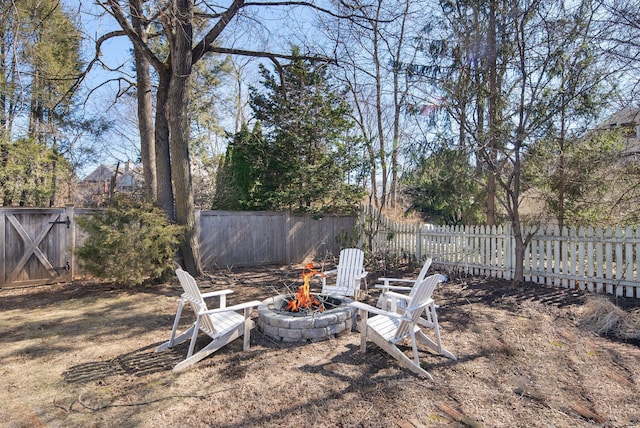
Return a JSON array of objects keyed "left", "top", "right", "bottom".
[
  {"left": 101, "top": 0, "right": 167, "bottom": 72},
  {"left": 192, "top": 0, "right": 244, "bottom": 64},
  {"left": 207, "top": 46, "right": 336, "bottom": 64}
]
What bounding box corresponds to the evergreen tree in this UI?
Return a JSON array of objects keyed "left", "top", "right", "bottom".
[
  {"left": 244, "top": 47, "right": 364, "bottom": 213},
  {"left": 0, "top": 0, "right": 83, "bottom": 206},
  {"left": 213, "top": 122, "right": 265, "bottom": 210},
  {"left": 403, "top": 146, "right": 484, "bottom": 225}
]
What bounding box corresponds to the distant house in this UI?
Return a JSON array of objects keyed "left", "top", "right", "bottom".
[
  {"left": 598, "top": 106, "right": 640, "bottom": 159},
  {"left": 76, "top": 161, "right": 143, "bottom": 205}
]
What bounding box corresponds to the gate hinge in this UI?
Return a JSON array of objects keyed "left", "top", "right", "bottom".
[{"left": 49, "top": 216, "right": 71, "bottom": 228}]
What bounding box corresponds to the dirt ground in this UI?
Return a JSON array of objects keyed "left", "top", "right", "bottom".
[{"left": 1, "top": 264, "right": 639, "bottom": 428}]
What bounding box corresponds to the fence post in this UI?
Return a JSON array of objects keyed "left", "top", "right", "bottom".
[{"left": 416, "top": 223, "right": 422, "bottom": 261}]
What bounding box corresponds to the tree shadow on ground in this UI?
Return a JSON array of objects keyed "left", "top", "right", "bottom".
[{"left": 62, "top": 342, "right": 184, "bottom": 384}]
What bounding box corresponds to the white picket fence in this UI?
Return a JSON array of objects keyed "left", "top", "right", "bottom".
[{"left": 361, "top": 207, "right": 640, "bottom": 299}]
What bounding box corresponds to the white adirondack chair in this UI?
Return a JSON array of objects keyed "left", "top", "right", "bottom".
[
  {"left": 156, "top": 269, "right": 262, "bottom": 372},
  {"left": 375, "top": 257, "right": 433, "bottom": 311},
  {"left": 349, "top": 273, "right": 456, "bottom": 379},
  {"left": 321, "top": 248, "right": 367, "bottom": 300}
]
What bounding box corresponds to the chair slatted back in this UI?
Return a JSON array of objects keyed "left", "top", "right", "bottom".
[
  {"left": 394, "top": 274, "right": 440, "bottom": 339},
  {"left": 176, "top": 269, "right": 217, "bottom": 336},
  {"left": 414, "top": 257, "right": 433, "bottom": 285},
  {"left": 328, "top": 248, "right": 365, "bottom": 297}
]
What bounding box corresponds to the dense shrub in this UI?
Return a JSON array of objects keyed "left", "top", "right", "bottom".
[{"left": 76, "top": 197, "right": 184, "bottom": 286}]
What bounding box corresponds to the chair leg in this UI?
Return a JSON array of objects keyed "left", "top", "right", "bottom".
[
  {"left": 370, "top": 330, "right": 434, "bottom": 380},
  {"left": 389, "top": 346, "right": 433, "bottom": 380},
  {"left": 359, "top": 308, "right": 368, "bottom": 353},
  {"left": 169, "top": 299, "right": 187, "bottom": 346},
  {"left": 187, "top": 317, "right": 201, "bottom": 358},
  {"left": 243, "top": 308, "right": 251, "bottom": 351},
  {"left": 156, "top": 299, "right": 187, "bottom": 352},
  {"left": 414, "top": 303, "right": 456, "bottom": 360},
  {"left": 416, "top": 330, "right": 456, "bottom": 361}
]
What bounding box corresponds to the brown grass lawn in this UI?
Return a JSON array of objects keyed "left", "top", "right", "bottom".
[{"left": 1, "top": 265, "right": 639, "bottom": 428}]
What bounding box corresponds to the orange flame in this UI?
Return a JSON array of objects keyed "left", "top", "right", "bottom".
[{"left": 286, "top": 263, "right": 326, "bottom": 312}]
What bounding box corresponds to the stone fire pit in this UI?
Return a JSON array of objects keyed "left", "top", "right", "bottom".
[{"left": 257, "top": 294, "right": 355, "bottom": 343}]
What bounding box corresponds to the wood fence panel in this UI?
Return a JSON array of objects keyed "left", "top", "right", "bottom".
[
  {"left": 561, "top": 226, "right": 569, "bottom": 288},
  {"left": 587, "top": 227, "right": 595, "bottom": 292},
  {"left": 635, "top": 228, "right": 640, "bottom": 297},
  {"left": 625, "top": 227, "right": 634, "bottom": 297},
  {"left": 287, "top": 214, "right": 355, "bottom": 264},
  {"left": 1, "top": 207, "right": 71, "bottom": 287},
  {"left": 199, "top": 211, "right": 287, "bottom": 267},
  {"left": 197, "top": 211, "right": 356, "bottom": 269},
  {"left": 577, "top": 227, "right": 586, "bottom": 290}
]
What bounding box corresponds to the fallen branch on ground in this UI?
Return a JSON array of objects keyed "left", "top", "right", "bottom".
[
  {"left": 437, "top": 402, "right": 485, "bottom": 428},
  {"left": 61, "top": 388, "right": 235, "bottom": 413}
]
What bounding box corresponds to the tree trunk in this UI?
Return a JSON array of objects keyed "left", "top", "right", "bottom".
[
  {"left": 155, "top": 67, "right": 174, "bottom": 219},
  {"left": 372, "top": 17, "right": 387, "bottom": 209},
  {"left": 486, "top": 0, "right": 498, "bottom": 227},
  {"left": 511, "top": 136, "right": 525, "bottom": 284},
  {"left": 512, "top": 218, "right": 525, "bottom": 284},
  {"left": 167, "top": 0, "right": 202, "bottom": 275},
  {"left": 389, "top": 0, "right": 410, "bottom": 208},
  {"left": 558, "top": 91, "right": 566, "bottom": 231},
  {"left": 130, "top": 0, "right": 157, "bottom": 202}
]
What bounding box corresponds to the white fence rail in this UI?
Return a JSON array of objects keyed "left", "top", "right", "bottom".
[{"left": 361, "top": 206, "right": 640, "bottom": 299}]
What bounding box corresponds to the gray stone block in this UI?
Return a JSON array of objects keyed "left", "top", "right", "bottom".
[
  {"left": 279, "top": 328, "right": 303, "bottom": 339},
  {"left": 314, "top": 313, "right": 338, "bottom": 328},
  {"left": 301, "top": 326, "right": 329, "bottom": 339}
]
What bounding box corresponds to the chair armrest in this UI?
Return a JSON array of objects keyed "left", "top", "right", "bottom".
[
  {"left": 321, "top": 269, "right": 337, "bottom": 287},
  {"left": 406, "top": 298, "right": 434, "bottom": 313},
  {"left": 377, "top": 277, "right": 417, "bottom": 288},
  {"left": 385, "top": 291, "right": 412, "bottom": 302},
  {"left": 200, "top": 300, "right": 262, "bottom": 316},
  {"left": 355, "top": 271, "right": 368, "bottom": 280},
  {"left": 349, "top": 301, "right": 410, "bottom": 321},
  {"left": 201, "top": 289, "right": 234, "bottom": 299},
  {"left": 377, "top": 277, "right": 416, "bottom": 283},
  {"left": 375, "top": 284, "right": 413, "bottom": 292}
]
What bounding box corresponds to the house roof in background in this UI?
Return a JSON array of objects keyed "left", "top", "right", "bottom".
[
  {"left": 601, "top": 106, "right": 640, "bottom": 128},
  {"left": 82, "top": 164, "right": 115, "bottom": 182},
  {"left": 82, "top": 162, "right": 142, "bottom": 183}
]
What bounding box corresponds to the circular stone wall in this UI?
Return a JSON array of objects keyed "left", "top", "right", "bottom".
[{"left": 257, "top": 295, "right": 355, "bottom": 343}]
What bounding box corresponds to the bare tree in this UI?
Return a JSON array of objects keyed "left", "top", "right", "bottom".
[
  {"left": 129, "top": 0, "right": 157, "bottom": 201},
  {"left": 325, "top": 0, "right": 424, "bottom": 210},
  {"left": 97, "top": 0, "right": 351, "bottom": 275}
]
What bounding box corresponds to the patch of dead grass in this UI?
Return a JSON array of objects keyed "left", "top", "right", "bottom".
[{"left": 579, "top": 296, "right": 640, "bottom": 340}]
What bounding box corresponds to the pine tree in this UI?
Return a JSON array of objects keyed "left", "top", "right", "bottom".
[{"left": 246, "top": 46, "right": 364, "bottom": 213}]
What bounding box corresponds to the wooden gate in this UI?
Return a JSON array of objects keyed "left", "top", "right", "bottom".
[{"left": 1, "top": 207, "right": 73, "bottom": 288}]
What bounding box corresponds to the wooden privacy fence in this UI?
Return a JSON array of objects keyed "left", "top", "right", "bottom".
[
  {"left": 362, "top": 206, "right": 640, "bottom": 299},
  {"left": 1, "top": 207, "right": 356, "bottom": 287},
  {"left": 198, "top": 210, "right": 356, "bottom": 268}
]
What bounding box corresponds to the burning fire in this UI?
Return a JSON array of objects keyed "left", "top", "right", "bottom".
[{"left": 286, "top": 263, "right": 326, "bottom": 312}]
